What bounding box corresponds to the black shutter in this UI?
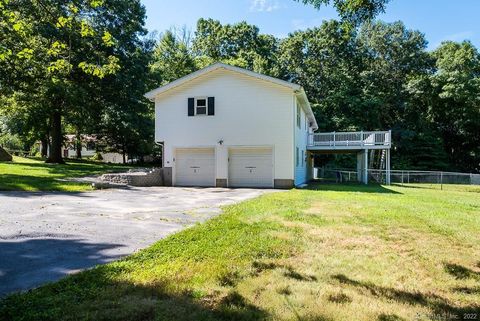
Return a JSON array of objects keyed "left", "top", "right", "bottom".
[
  {"left": 207, "top": 97, "right": 215, "bottom": 116},
  {"left": 188, "top": 98, "right": 194, "bottom": 116}
]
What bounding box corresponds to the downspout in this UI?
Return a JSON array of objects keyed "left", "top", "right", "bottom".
[{"left": 155, "top": 142, "right": 164, "bottom": 168}]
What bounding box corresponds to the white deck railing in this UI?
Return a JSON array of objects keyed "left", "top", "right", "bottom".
[{"left": 307, "top": 130, "right": 391, "bottom": 149}]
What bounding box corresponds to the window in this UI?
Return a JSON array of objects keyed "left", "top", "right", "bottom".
[
  {"left": 188, "top": 97, "right": 214, "bottom": 116},
  {"left": 296, "top": 105, "right": 301, "bottom": 128},
  {"left": 196, "top": 98, "right": 207, "bottom": 115},
  {"left": 301, "top": 150, "right": 304, "bottom": 167},
  {"left": 296, "top": 147, "right": 299, "bottom": 167},
  {"left": 86, "top": 142, "right": 95, "bottom": 151}
]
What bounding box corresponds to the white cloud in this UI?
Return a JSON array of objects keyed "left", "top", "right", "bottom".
[
  {"left": 250, "top": 0, "right": 281, "bottom": 12},
  {"left": 291, "top": 18, "right": 326, "bottom": 31}
]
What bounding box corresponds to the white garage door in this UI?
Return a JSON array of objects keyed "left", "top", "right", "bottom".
[
  {"left": 175, "top": 148, "right": 215, "bottom": 187},
  {"left": 229, "top": 148, "right": 273, "bottom": 188}
]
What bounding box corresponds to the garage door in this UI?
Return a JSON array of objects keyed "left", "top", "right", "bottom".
[
  {"left": 175, "top": 148, "right": 215, "bottom": 187},
  {"left": 229, "top": 148, "right": 273, "bottom": 188}
]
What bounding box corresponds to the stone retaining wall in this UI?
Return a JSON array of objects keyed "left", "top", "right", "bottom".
[{"left": 100, "top": 168, "right": 164, "bottom": 187}]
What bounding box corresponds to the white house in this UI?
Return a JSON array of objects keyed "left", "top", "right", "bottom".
[
  {"left": 145, "top": 63, "right": 392, "bottom": 188},
  {"left": 145, "top": 63, "right": 318, "bottom": 188},
  {"left": 43, "top": 134, "right": 126, "bottom": 164}
]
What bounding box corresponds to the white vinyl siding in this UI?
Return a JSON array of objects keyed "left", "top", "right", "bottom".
[
  {"left": 155, "top": 69, "right": 294, "bottom": 183},
  {"left": 175, "top": 148, "right": 215, "bottom": 187},
  {"left": 228, "top": 148, "right": 273, "bottom": 188},
  {"left": 294, "top": 98, "right": 309, "bottom": 185}
]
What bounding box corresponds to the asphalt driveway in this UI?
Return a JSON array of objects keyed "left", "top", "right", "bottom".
[{"left": 0, "top": 187, "right": 270, "bottom": 296}]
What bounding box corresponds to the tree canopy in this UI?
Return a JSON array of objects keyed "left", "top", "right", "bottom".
[
  {"left": 1, "top": 1, "right": 479, "bottom": 172},
  {"left": 0, "top": 0, "right": 152, "bottom": 163},
  {"left": 147, "top": 18, "right": 479, "bottom": 172},
  {"left": 296, "top": 0, "right": 390, "bottom": 25}
]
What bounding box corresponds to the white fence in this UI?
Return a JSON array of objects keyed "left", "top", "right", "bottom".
[{"left": 316, "top": 168, "right": 480, "bottom": 185}]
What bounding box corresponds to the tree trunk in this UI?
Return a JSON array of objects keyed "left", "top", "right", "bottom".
[
  {"left": 46, "top": 110, "right": 64, "bottom": 164},
  {"left": 40, "top": 136, "right": 49, "bottom": 158},
  {"left": 122, "top": 140, "right": 126, "bottom": 164},
  {"left": 75, "top": 131, "right": 82, "bottom": 159}
]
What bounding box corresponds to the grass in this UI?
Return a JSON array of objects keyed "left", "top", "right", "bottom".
[
  {"left": 0, "top": 156, "right": 132, "bottom": 192},
  {"left": 1, "top": 183, "right": 480, "bottom": 320}
]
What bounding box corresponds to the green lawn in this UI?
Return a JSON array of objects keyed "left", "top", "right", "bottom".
[
  {"left": 0, "top": 156, "right": 132, "bottom": 191},
  {"left": 1, "top": 184, "right": 479, "bottom": 321}
]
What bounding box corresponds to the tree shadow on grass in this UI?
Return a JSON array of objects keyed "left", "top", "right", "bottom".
[
  {"left": 250, "top": 261, "right": 317, "bottom": 282},
  {"left": 0, "top": 174, "right": 96, "bottom": 192},
  {"left": 3, "top": 159, "right": 132, "bottom": 178},
  {"left": 377, "top": 314, "right": 406, "bottom": 321},
  {"left": 305, "top": 182, "right": 402, "bottom": 194},
  {"left": 0, "top": 267, "right": 269, "bottom": 321},
  {"left": 331, "top": 274, "right": 479, "bottom": 318},
  {"left": 444, "top": 263, "right": 480, "bottom": 281}
]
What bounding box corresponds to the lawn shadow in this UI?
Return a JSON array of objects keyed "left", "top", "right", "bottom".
[
  {"left": 377, "top": 314, "right": 406, "bottom": 321},
  {"left": 390, "top": 183, "right": 434, "bottom": 190},
  {"left": 0, "top": 173, "right": 133, "bottom": 193},
  {"left": 0, "top": 173, "right": 96, "bottom": 192},
  {"left": 332, "top": 274, "right": 479, "bottom": 317},
  {"left": 5, "top": 160, "right": 131, "bottom": 175},
  {"left": 1, "top": 265, "right": 269, "bottom": 321},
  {"left": 250, "top": 261, "right": 317, "bottom": 282},
  {"left": 0, "top": 235, "right": 125, "bottom": 297},
  {"left": 305, "top": 182, "right": 402, "bottom": 194},
  {"left": 444, "top": 262, "right": 480, "bottom": 281},
  {"left": 452, "top": 286, "right": 480, "bottom": 295}
]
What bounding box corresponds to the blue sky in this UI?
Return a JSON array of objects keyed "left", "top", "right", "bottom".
[{"left": 140, "top": 0, "right": 479, "bottom": 50}]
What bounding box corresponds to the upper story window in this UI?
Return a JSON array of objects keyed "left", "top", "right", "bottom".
[
  {"left": 296, "top": 105, "right": 301, "bottom": 128},
  {"left": 188, "top": 97, "right": 215, "bottom": 117},
  {"left": 195, "top": 98, "right": 207, "bottom": 115}
]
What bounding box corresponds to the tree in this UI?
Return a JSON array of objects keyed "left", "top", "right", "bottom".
[
  {"left": 429, "top": 42, "right": 480, "bottom": 171},
  {"left": 192, "top": 18, "right": 279, "bottom": 74},
  {"left": 277, "top": 20, "right": 363, "bottom": 130},
  {"left": 0, "top": 0, "right": 147, "bottom": 163},
  {"left": 295, "top": 0, "right": 390, "bottom": 25},
  {"left": 150, "top": 28, "right": 196, "bottom": 85},
  {"left": 99, "top": 29, "right": 155, "bottom": 163},
  {"left": 357, "top": 21, "right": 431, "bottom": 129}
]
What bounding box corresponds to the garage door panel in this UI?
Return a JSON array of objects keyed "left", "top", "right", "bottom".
[
  {"left": 175, "top": 148, "right": 215, "bottom": 187},
  {"left": 229, "top": 148, "right": 273, "bottom": 188}
]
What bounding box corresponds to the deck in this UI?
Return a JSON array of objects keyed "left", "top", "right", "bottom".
[{"left": 307, "top": 131, "right": 391, "bottom": 151}]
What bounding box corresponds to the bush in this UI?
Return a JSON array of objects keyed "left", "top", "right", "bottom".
[{"left": 91, "top": 152, "right": 103, "bottom": 161}]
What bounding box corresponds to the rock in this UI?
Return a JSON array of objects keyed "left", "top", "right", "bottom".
[{"left": 0, "top": 147, "right": 13, "bottom": 162}]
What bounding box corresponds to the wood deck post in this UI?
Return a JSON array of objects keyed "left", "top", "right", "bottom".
[
  {"left": 386, "top": 148, "right": 391, "bottom": 185},
  {"left": 363, "top": 149, "right": 368, "bottom": 184}
]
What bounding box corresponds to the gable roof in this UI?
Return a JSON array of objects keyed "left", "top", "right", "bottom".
[{"left": 144, "top": 63, "right": 318, "bottom": 130}]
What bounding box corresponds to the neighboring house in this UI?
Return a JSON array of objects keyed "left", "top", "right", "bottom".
[
  {"left": 145, "top": 63, "right": 318, "bottom": 188},
  {"left": 63, "top": 134, "right": 97, "bottom": 158},
  {"left": 42, "top": 135, "right": 126, "bottom": 164}
]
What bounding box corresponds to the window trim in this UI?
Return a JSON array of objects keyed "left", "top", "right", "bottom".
[
  {"left": 296, "top": 105, "right": 301, "bottom": 128},
  {"left": 296, "top": 147, "right": 299, "bottom": 167},
  {"left": 195, "top": 97, "right": 208, "bottom": 116}
]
